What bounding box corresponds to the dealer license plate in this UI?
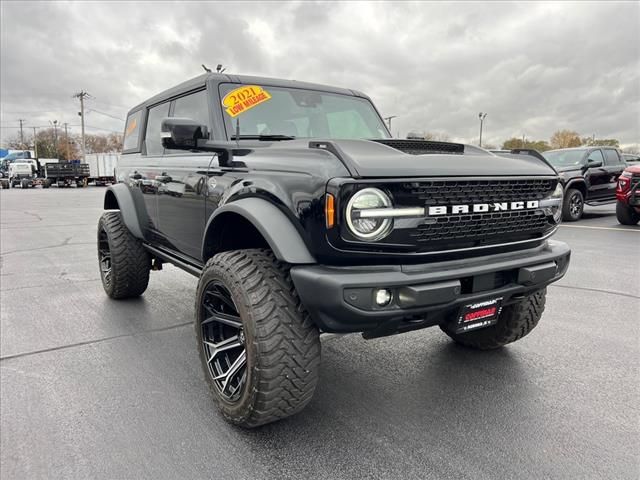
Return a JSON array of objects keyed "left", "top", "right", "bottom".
[{"left": 455, "top": 298, "right": 503, "bottom": 334}]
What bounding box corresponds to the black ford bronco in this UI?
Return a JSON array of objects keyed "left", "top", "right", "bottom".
[{"left": 98, "top": 73, "right": 570, "bottom": 427}]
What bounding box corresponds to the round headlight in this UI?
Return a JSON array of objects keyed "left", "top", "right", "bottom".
[
  {"left": 549, "top": 183, "right": 564, "bottom": 223},
  {"left": 345, "top": 188, "right": 393, "bottom": 240}
]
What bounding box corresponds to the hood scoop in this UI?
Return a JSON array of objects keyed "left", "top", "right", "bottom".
[{"left": 370, "top": 139, "right": 465, "bottom": 155}]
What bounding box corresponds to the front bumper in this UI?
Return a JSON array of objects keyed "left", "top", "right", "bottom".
[{"left": 291, "top": 240, "right": 571, "bottom": 336}]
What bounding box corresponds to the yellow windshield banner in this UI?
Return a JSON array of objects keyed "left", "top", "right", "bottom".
[{"left": 222, "top": 85, "right": 271, "bottom": 117}]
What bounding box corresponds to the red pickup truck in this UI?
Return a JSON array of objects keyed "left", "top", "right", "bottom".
[{"left": 616, "top": 164, "right": 640, "bottom": 225}]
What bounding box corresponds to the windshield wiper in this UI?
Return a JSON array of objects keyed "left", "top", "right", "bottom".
[{"left": 230, "top": 134, "right": 296, "bottom": 141}]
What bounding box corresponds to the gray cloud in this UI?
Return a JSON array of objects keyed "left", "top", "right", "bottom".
[{"left": 1, "top": 1, "right": 638, "bottom": 147}]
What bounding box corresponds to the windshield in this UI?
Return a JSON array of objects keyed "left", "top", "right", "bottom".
[
  {"left": 219, "top": 84, "right": 391, "bottom": 140},
  {"left": 11, "top": 163, "right": 32, "bottom": 173},
  {"left": 2, "top": 152, "right": 31, "bottom": 161},
  {"left": 543, "top": 150, "right": 586, "bottom": 167}
]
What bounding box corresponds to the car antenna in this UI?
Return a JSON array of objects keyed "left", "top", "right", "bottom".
[{"left": 235, "top": 118, "right": 240, "bottom": 148}]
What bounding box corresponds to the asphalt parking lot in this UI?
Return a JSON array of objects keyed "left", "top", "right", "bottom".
[{"left": 1, "top": 188, "right": 638, "bottom": 480}]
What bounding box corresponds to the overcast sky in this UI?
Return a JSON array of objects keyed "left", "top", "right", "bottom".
[{"left": 1, "top": 1, "right": 638, "bottom": 148}]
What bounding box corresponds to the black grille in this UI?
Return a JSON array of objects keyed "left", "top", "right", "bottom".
[
  {"left": 384, "top": 178, "right": 558, "bottom": 252},
  {"left": 398, "top": 178, "right": 556, "bottom": 205},
  {"left": 371, "top": 139, "right": 464, "bottom": 155},
  {"left": 411, "top": 210, "right": 549, "bottom": 244}
]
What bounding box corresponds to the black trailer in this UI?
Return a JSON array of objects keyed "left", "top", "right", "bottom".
[{"left": 45, "top": 162, "right": 90, "bottom": 187}]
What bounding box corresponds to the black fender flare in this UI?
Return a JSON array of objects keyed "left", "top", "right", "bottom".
[
  {"left": 564, "top": 179, "right": 587, "bottom": 196},
  {"left": 203, "top": 198, "right": 316, "bottom": 264},
  {"left": 103, "top": 184, "right": 148, "bottom": 240}
]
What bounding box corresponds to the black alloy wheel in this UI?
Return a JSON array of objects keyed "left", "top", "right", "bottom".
[
  {"left": 200, "top": 281, "right": 247, "bottom": 402},
  {"left": 97, "top": 228, "right": 112, "bottom": 289},
  {"left": 562, "top": 188, "right": 584, "bottom": 221},
  {"left": 569, "top": 192, "right": 583, "bottom": 217},
  {"left": 195, "top": 249, "right": 321, "bottom": 428}
]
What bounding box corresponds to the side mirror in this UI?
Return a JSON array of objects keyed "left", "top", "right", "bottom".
[
  {"left": 160, "top": 118, "right": 208, "bottom": 150},
  {"left": 586, "top": 159, "right": 603, "bottom": 168}
]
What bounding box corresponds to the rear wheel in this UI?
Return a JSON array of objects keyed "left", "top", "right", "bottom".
[
  {"left": 195, "top": 249, "right": 321, "bottom": 428},
  {"left": 440, "top": 289, "right": 546, "bottom": 350},
  {"left": 616, "top": 200, "right": 639, "bottom": 225},
  {"left": 562, "top": 188, "right": 584, "bottom": 221},
  {"left": 42, "top": 179, "right": 51, "bottom": 189},
  {"left": 20, "top": 179, "right": 29, "bottom": 189},
  {"left": 97, "top": 211, "right": 150, "bottom": 299}
]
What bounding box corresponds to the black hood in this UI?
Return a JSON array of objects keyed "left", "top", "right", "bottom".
[
  {"left": 237, "top": 138, "right": 558, "bottom": 179},
  {"left": 309, "top": 139, "right": 557, "bottom": 178},
  {"left": 553, "top": 165, "right": 583, "bottom": 173}
]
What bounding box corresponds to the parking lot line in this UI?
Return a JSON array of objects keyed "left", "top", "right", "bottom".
[{"left": 559, "top": 224, "right": 639, "bottom": 233}]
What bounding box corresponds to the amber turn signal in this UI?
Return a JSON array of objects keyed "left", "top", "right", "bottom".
[{"left": 325, "top": 193, "right": 335, "bottom": 229}]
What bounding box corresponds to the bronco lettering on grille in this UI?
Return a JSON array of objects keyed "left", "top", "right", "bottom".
[{"left": 427, "top": 200, "right": 539, "bottom": 216}]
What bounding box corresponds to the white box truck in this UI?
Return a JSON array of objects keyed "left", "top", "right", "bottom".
[{"left": 86, "top": 153, "right": 119, "bottom": 185}]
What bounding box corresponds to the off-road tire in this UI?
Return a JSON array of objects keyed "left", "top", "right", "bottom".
[
  {"left": 440, "top": 289, "right": 546, "bottom": 350},
  {"left": 562, "top": 188, "right": 584, "bottom": 221},
  {"left": 616, "top": 200, "right": 639, "bottom": 225},
  {"left": 195, "top": 249, "right": 321, "bottom": 428},
  {"left": 97, "top": 211, "right": 150, "bottom": 299}
]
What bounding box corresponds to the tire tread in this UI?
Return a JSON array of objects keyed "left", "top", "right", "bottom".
[
  {"left": 98, "top": 211, "right": 150, "bottom": 299},
  {"left": 198, "top": 249, "right": 321, "bottom": 428}
]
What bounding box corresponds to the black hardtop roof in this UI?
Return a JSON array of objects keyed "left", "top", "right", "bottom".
[{"left": 128, "top": 72, "right": 366, "bottom": 114}]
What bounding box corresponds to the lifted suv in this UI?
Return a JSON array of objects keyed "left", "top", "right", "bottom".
[
  {"left": 98, "top": 73, "right": 571, "bottom": 427},
  {"left": 543, "top": 147, "right": 626, "bottom": 221}
]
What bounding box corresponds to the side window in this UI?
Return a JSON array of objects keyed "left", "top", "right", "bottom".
[
  {"left": 164, "top": 90, "right": 210, "bottom": 155},
  {"left": 587, "top": 149, "right": 604, "bottom": 165},
  {"left": 171, "top": 90, "right": 209, "bottom": 131},
  {"left": 145, "top": 102, "right": 170, "bottom": 156},
  {"left": 123, "top": 110, "right": 142, "bottom": 151},
  {"left": 603, "top": 149, "right": 622, "bottom": 166}
]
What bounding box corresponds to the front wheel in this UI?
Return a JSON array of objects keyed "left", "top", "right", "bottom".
[
  {"left": 440, "top": 289, "right": 546, "bottom": 350},
  {"left": 195, "top": 249, "right": 321, "bottom": 428},
  {"left": 20, "top": 179, "right": 29, "bottom": 189},
  {"left": 562, "top": 188, "right": 584, "bottom": 221},
  {"left": 97, "top": 211, "right": 150, "bottom": 299},
  {"left": 616, "top": 200, "right": 639, "bottom": 225}
]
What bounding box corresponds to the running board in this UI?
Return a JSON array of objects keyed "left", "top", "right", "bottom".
[
  {"left": 585, "top": 199, "right": 616, "bottom": 206},
  {"left": 144, "top": 244, "right": 203, "bottom": 277}
]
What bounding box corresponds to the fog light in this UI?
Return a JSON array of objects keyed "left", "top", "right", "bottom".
[{"left": 375, "top": 288, "right": 392, "bottom": 307}]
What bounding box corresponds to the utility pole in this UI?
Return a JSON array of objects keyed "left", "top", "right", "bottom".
[
  {"left": 522, "top": 134, "right": 526, "bottom": 148},
  {"left": 74, "top": 90, "right": 92, "bottom": 161},
  {"left": 32, "top": 127, "right": 38, "bottom": 158},
  {"left": 50, "top": 120, "right": 59, "bottom": 154},
  {"left": 18, "top": 119, "right": 25, "bottom": 149},
  {"left": 383, "top": 115, "right": 397, "bottom": 133},
  {"left": 478, "top": 112, "right": 487, "bottom": 147},
  {"left": 64, "top": 123, "right": 70, "bottom": 160}
]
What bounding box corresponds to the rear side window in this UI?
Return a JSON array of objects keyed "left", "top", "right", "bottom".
[
  {"left": 603, "top": 149, "right": 622, "bottom": 165},
  {"left": 145, "top": 102, "right": 170, "bottom": 156},
  {"left": 123, "top": 110, "right": 142, "bottom": 152}
]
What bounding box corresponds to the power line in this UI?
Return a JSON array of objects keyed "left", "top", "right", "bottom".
[
  {"left": 0, "top": 124, "right": 121, "bottom": 132},
  {"left": 86, "top": 108, "right": 124, "bottom": 121}
]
